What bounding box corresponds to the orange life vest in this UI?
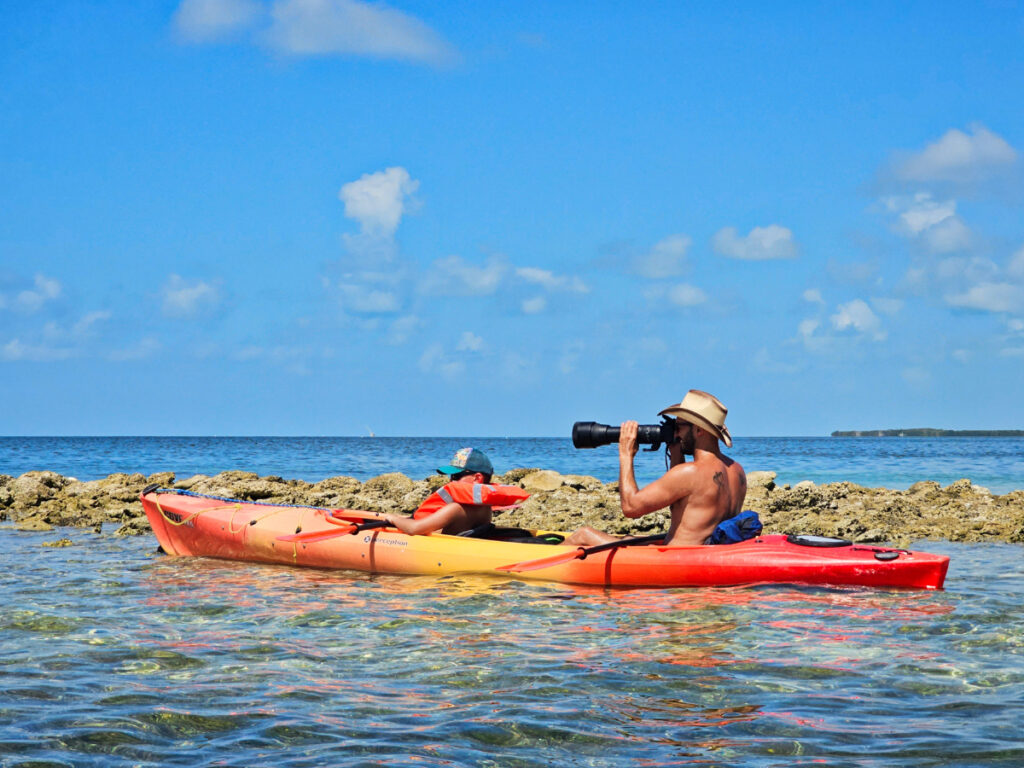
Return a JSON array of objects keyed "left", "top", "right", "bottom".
[{"left": 413, "top": 482, "right": 530, "bottom": 519}]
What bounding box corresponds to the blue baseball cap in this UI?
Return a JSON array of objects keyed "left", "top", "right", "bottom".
[{"left": 437, "top": 447, "right": 494, "bottom": 476}]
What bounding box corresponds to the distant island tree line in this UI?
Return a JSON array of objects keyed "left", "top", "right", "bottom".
[{"left": 831, "top": 429, "right": 1024, "bottom": 437}]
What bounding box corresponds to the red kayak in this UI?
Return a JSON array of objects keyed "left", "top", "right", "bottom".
[{"left": 141, "top": 489, "right": 950, "bottom": 590}]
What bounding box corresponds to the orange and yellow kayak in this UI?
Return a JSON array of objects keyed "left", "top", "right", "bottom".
[{"left": 140, "top": 488, "right": 950, "bottom": 590}]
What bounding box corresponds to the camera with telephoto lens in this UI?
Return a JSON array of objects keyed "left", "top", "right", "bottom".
[{"left": 572, "top": 418, "right": 678, "bottom": 451}]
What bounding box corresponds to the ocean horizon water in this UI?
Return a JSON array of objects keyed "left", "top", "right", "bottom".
[{"left": 2, "top": 435, "right": 1022, "bottom": 494}]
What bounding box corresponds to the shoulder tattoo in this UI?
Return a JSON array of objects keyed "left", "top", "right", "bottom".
[{"left": 713, "top": 471, "right": 725, "bottom": 489}]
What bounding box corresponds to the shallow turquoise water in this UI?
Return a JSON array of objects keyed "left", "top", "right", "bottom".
[{"left": 2, "top": 532, "right": 1022, "bottom": 767}]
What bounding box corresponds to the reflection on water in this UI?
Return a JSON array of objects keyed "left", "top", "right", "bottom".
[{"left": 1, "top": 533, "right": 1022, "bottom": 766}]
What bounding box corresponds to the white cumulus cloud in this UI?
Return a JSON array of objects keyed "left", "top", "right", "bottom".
[
  {"left": 162, "top": 275, "right": 221, "bottom": 318},
  {"left": 892, "top": 124, "right": 1018, "bottom": 185},
  {"left": 339, "top": 166, "right": 419, "bottom": 237},
  {"left": 802, "top": 288, "right": 824, "bottom": 305},
  {"left": 831, "top": 299, "right": 886, "bottom": 341},
  {"left": 712, "top": 225, "right": 797, "bottom": 260}
]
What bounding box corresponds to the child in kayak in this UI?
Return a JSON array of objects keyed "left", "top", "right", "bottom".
[{"left": 372, "top": 447, "right": 528, "bottom": 536}]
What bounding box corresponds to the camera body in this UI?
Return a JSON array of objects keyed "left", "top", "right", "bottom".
[{"left": 572, "top": 419, "right": 678, "bottom": 451}]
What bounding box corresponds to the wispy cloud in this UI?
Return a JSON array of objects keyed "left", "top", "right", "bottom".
[
  {"left": 870, "top": 297, "right": 904, "bottom": 316},
  {"left": 336, "top": 283, "right": 401, "bottom": 313},
  {"left": 883, "top": 193, "right": 972, "bottom": 254},
  {"left": 514, "top": 267, "right": 588, "bottom": 293},
  {"left": 419, "top": 255, "right": 505, "bottom": 296},
  {"left": 945, "top": 282, "right": 1024, "bottom": 314},
  {"left": 0, "top": 274, "right": 62, "bottom": 313},
  {"left": 387, "top": 314, "right": 420, "bottom": 344},
  {"left": 419, "top": 343, "right": 464, "bottom": 379},
  {"left": 231, "top": 343, "right": 332, "bottom": 374},
  {"left": 667, "top": 283, "right": 707, "bottom": 307},
  {"left": 521, "top": 296, "right": 546, "bottom": 314},
  {"left": 455, "top": 331, "right": 484, "bottom": 352},
  {"left": 802, "top": 288, "right": 825, "bottom": 305},
  {"left": 173, "top": 0, "right": 457, "bottom": 66},
  {"left": 901, "top": 366, "right": 931, "bottom": 387},
  {"left": 1, "top": 338, "right": 76, "bottom": 362},
  {"left": 1008, "top": 245, "right": 1024, "bottom": 280},
  {"left": 933, "top": 244, "right": 1024, "bottom": 315},
  {"left": 173, "top": 0, "right": 262, "bottom": 42},
  {"left": 634, "top": 234, "right": 692, "bottom": 278},
  {"left": 72, "top": 310, "right": 113, "bottom": 337},
  {"left": 752, "top": 346, "right": 801, "bottom": 374},
  {"left": 798, "top": 318, "right": 820, "bottom": 340},
  {"left": 162, "top": 274, "right": 221, "bottom": 318},
  {"left": 108, "top": 337, "right": 162, "bottom": 362},
  {"left": 831, "top": 299, "right": 886, "bottom": 341},
  {"left": 712, "top": 225, "right": 797, "bottom": 260}
]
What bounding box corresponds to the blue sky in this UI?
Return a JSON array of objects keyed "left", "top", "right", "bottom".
[{"left": 2, "top": 1, "right": 1023, "bottom": 436}]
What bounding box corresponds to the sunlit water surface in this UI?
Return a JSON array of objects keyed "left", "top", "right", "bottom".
[
  {"left": 3, "top": 435, "right": 1023, "bottom": 493},
  {"left": 2, "top": 533, "right": 1022, "bottom": 767}
]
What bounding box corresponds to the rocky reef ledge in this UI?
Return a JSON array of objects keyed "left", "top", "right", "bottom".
[{"left": 2, "top": 469, "right": 1023, "bottom": 546}]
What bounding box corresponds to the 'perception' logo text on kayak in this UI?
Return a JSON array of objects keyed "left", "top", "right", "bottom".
[{"left": 364, "top": 535, "right": 408, "bottom": 547}]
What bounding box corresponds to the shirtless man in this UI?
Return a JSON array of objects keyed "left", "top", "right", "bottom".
[{"left": 565, "top": 390, "right": 746, "bottom": 547}]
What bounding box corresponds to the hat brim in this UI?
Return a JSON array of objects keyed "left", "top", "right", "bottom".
[
  {"left": 437, "top": 465, "right": 462, "bottom": 475},
  {"left": 659, "top": 406, "right": 733, "bottom": 448}
]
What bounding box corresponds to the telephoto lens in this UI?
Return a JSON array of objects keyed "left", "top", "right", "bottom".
[
  {"left": 571, "top": 422, "right": 619, "bottom": 449},
  {"left": 572, "top": 420, "right": 677, "bottom": 449}
]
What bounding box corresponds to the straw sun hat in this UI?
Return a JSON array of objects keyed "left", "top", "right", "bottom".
[{"left": 658, "top": 390, "right": 733, "bottom": 447}]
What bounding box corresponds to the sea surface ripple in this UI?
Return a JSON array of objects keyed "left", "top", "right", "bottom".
[
  {"left": 2, "top": 435, "right": 1023, "bottom": 493},
  {"left": 1, "top": 533, "right": 1022, "bottom": 767}
]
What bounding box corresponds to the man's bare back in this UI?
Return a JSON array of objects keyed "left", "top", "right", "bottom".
[{"left": 662, "top": 449, "right": 746, "bottom": 545}]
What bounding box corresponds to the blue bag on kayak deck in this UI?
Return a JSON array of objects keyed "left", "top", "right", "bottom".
[{"left": 708, "top": 510, "right": 763, "bottom": 545}]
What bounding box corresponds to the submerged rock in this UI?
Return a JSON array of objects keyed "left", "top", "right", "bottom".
[{"left": 2, "top": 467, "right": 1022, "bottom": 546}]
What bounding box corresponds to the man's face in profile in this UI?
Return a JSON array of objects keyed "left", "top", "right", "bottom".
[{"left": 676, "top": 420, "right": 695, "bottom": 455}]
